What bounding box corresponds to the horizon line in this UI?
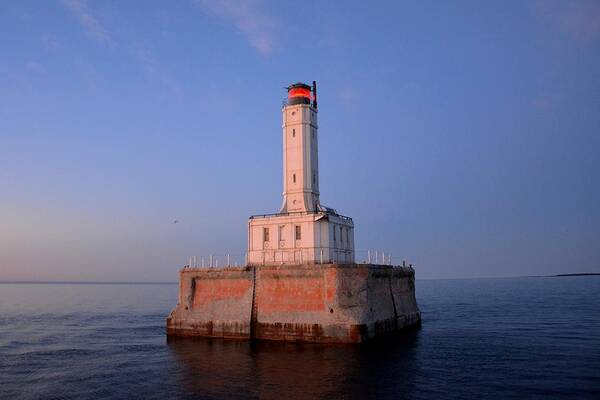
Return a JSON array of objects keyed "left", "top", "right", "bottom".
[{"left": 1, "top": 273, "right": 598, "bottom": 285}]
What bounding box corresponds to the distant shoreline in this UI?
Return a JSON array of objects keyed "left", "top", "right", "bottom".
[
  {"left": 1, "top": 273, "right": 599, "bottom": 284},
  {"left": 0, "top": 281, "right": 178, "bottom": 285}
]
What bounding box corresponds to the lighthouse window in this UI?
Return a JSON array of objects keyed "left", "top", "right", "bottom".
[
  {"left": 313, "top": 173, "right": 316, "bottom": 185},
  {"left": 263, "top": 227, "right": 269, "bottom": 242},
  {"left": 295, "top": 225, "right": 301, "bottom": 240},
  {"left": 293, "top": 174, "right": 296, "bottom": 183},
  {"left": 292, "top": 128, "right": 295, "bottom": 137},
  {"left": 333, "top": 226, "right": 336, "bottom": 241}
]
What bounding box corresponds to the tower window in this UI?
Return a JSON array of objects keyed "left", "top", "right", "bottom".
[
  {"left": 292, "top": 128, "right": 295, "bottom": 137},
  {"left": 279, "top": 225, "right": 284, "bottom": 241},
  {"left": 295, "top": 225, "right": 301, "bottom": 240},
  {"left": 263, "top": 227, "right": 269, "bottom": 242},
  {"left": 333, "top": 226, "right": 336, "bottom": 241},
  {"left": 293, "top": 174, "right": 296, "bottom": 183},
  {"left": 313, "top": 173, "right": 316, "bottom": 185}
]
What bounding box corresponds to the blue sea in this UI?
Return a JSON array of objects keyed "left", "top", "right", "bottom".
[{"left": 1, "top": 276, "right": 599, "bottom": 399}]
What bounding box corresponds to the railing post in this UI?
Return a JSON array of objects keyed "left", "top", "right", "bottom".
[
  {"left": 320, "top": 249, "right": 323, "bottom": 264},
  {"left": 227, "top": 254, "right": 230, "bottom": 267},
  {"left": 210, "top": 255, "right": 213, "bottom": 268}
]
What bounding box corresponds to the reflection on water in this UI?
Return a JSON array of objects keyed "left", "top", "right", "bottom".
[{"left": 167, "top": 332, "right": 420, "bottom": 399}]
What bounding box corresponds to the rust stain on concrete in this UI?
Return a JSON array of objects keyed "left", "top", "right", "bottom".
[
  {"left": 193, "top": 279, "right": 252, "bottom": 307},
  {"left": 257, "top": 276, "right": 325, "bottom": 312},
  {"left": 167, "top": 264, "right": 421, "bottom": 343}
]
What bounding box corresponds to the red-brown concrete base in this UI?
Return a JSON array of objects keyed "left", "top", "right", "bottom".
[{"left": 166, "top": 264, "right": 421, "bottom": 343}]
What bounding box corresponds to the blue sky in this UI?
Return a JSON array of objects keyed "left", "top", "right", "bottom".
[{"left": 1, "top": 0, "right": 599, "bottom": 281}]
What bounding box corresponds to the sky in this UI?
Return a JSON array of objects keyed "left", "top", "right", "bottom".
[{"left": 1, "top": 0, "right": 599, "bottom": 281}]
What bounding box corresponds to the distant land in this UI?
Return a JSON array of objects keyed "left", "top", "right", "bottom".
[
  {"left": 1, "top": 273, "right": 600, "bottom": 284},
  {"left": 0, "top": 281, "right": 178, "bottom": 285}
]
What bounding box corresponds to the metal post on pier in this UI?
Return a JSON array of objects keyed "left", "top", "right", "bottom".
[
  {"left": 227, "top": 254, "right": 230, "bottom": 267},
  {"left": 320, "top": 249, "right": 323, "bottom": 264},
  {"left": 368, "top": 250, "right": 371, "bottom": 263},
  {"left": 210, "top": 255, "right": 213, "bottom": 268}
]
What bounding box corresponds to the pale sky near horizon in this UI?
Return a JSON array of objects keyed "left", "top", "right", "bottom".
[{"left": 1, "top": 0, "right": 599, "bottom": 281}]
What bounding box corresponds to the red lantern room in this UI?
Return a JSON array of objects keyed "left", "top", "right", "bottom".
[{"left": 287, "top": 82, "right": 317, "bottom": 107}]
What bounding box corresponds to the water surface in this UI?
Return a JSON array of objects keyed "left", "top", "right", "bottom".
[{"left": 1, "top": 277, "right": 599, "bottom": 399}]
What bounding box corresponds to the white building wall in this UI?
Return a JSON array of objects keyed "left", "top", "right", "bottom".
[{"left": 248, "top": 214, "right": 354, "bottom": 265}]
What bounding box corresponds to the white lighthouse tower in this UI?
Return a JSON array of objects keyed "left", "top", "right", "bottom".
[
  {"left": 279, "top": 82, "right": 320, "bottom": 213},
  {"left": 248, "top": 82, "right": 355, "bottom": 265}
]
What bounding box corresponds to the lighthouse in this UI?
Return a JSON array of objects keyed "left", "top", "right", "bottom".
[
  {"left": 279, "top": 82, "right": 320, "bottom": 213},
  {"left": 167, "top": 81, "right": 421, "bottom": 343},
  {"left": 248, "top": 82, "right": 355, "bottom": 265}
]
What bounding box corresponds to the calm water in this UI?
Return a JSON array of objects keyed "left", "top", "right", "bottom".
[{"left": 1, "top": 277, "right": 599, "bottom": 399}]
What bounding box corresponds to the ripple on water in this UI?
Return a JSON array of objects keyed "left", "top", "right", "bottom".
[{"left": 0, "top": 278, "right": 599, "bottom": 399}]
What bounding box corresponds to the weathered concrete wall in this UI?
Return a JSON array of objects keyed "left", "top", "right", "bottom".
[
  {"left": 167, "top": 268, "right": 254, "bottom": 339},
  {"left": 166, "top": 264, "right": 420, "bottom": 343}
]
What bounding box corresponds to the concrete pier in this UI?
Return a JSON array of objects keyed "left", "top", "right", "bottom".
[{"left": 166, "top": 263, "right": 421, "bottom": 343}]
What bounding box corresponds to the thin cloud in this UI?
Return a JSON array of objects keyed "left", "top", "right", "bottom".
[
  {"left": 196, "top": 0, "right": 276, "bottom": 55},
  {"left": 338, "top": 86, "right": 359, "bottom": 109},
  {"left": 134, "top": 46, "right": 182, "bottom": 97},
  {"left": 535, "top": 0, "right": 600, "bottom": 42},
  {"left": 41, "top": 34, "right": 59, "bottom": 50},
  {"left": 26, "top": 62, "right": 47, "bottom": 75},
  {"left": 62, "top": 0, "right": 115, "bottom": 47}
]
